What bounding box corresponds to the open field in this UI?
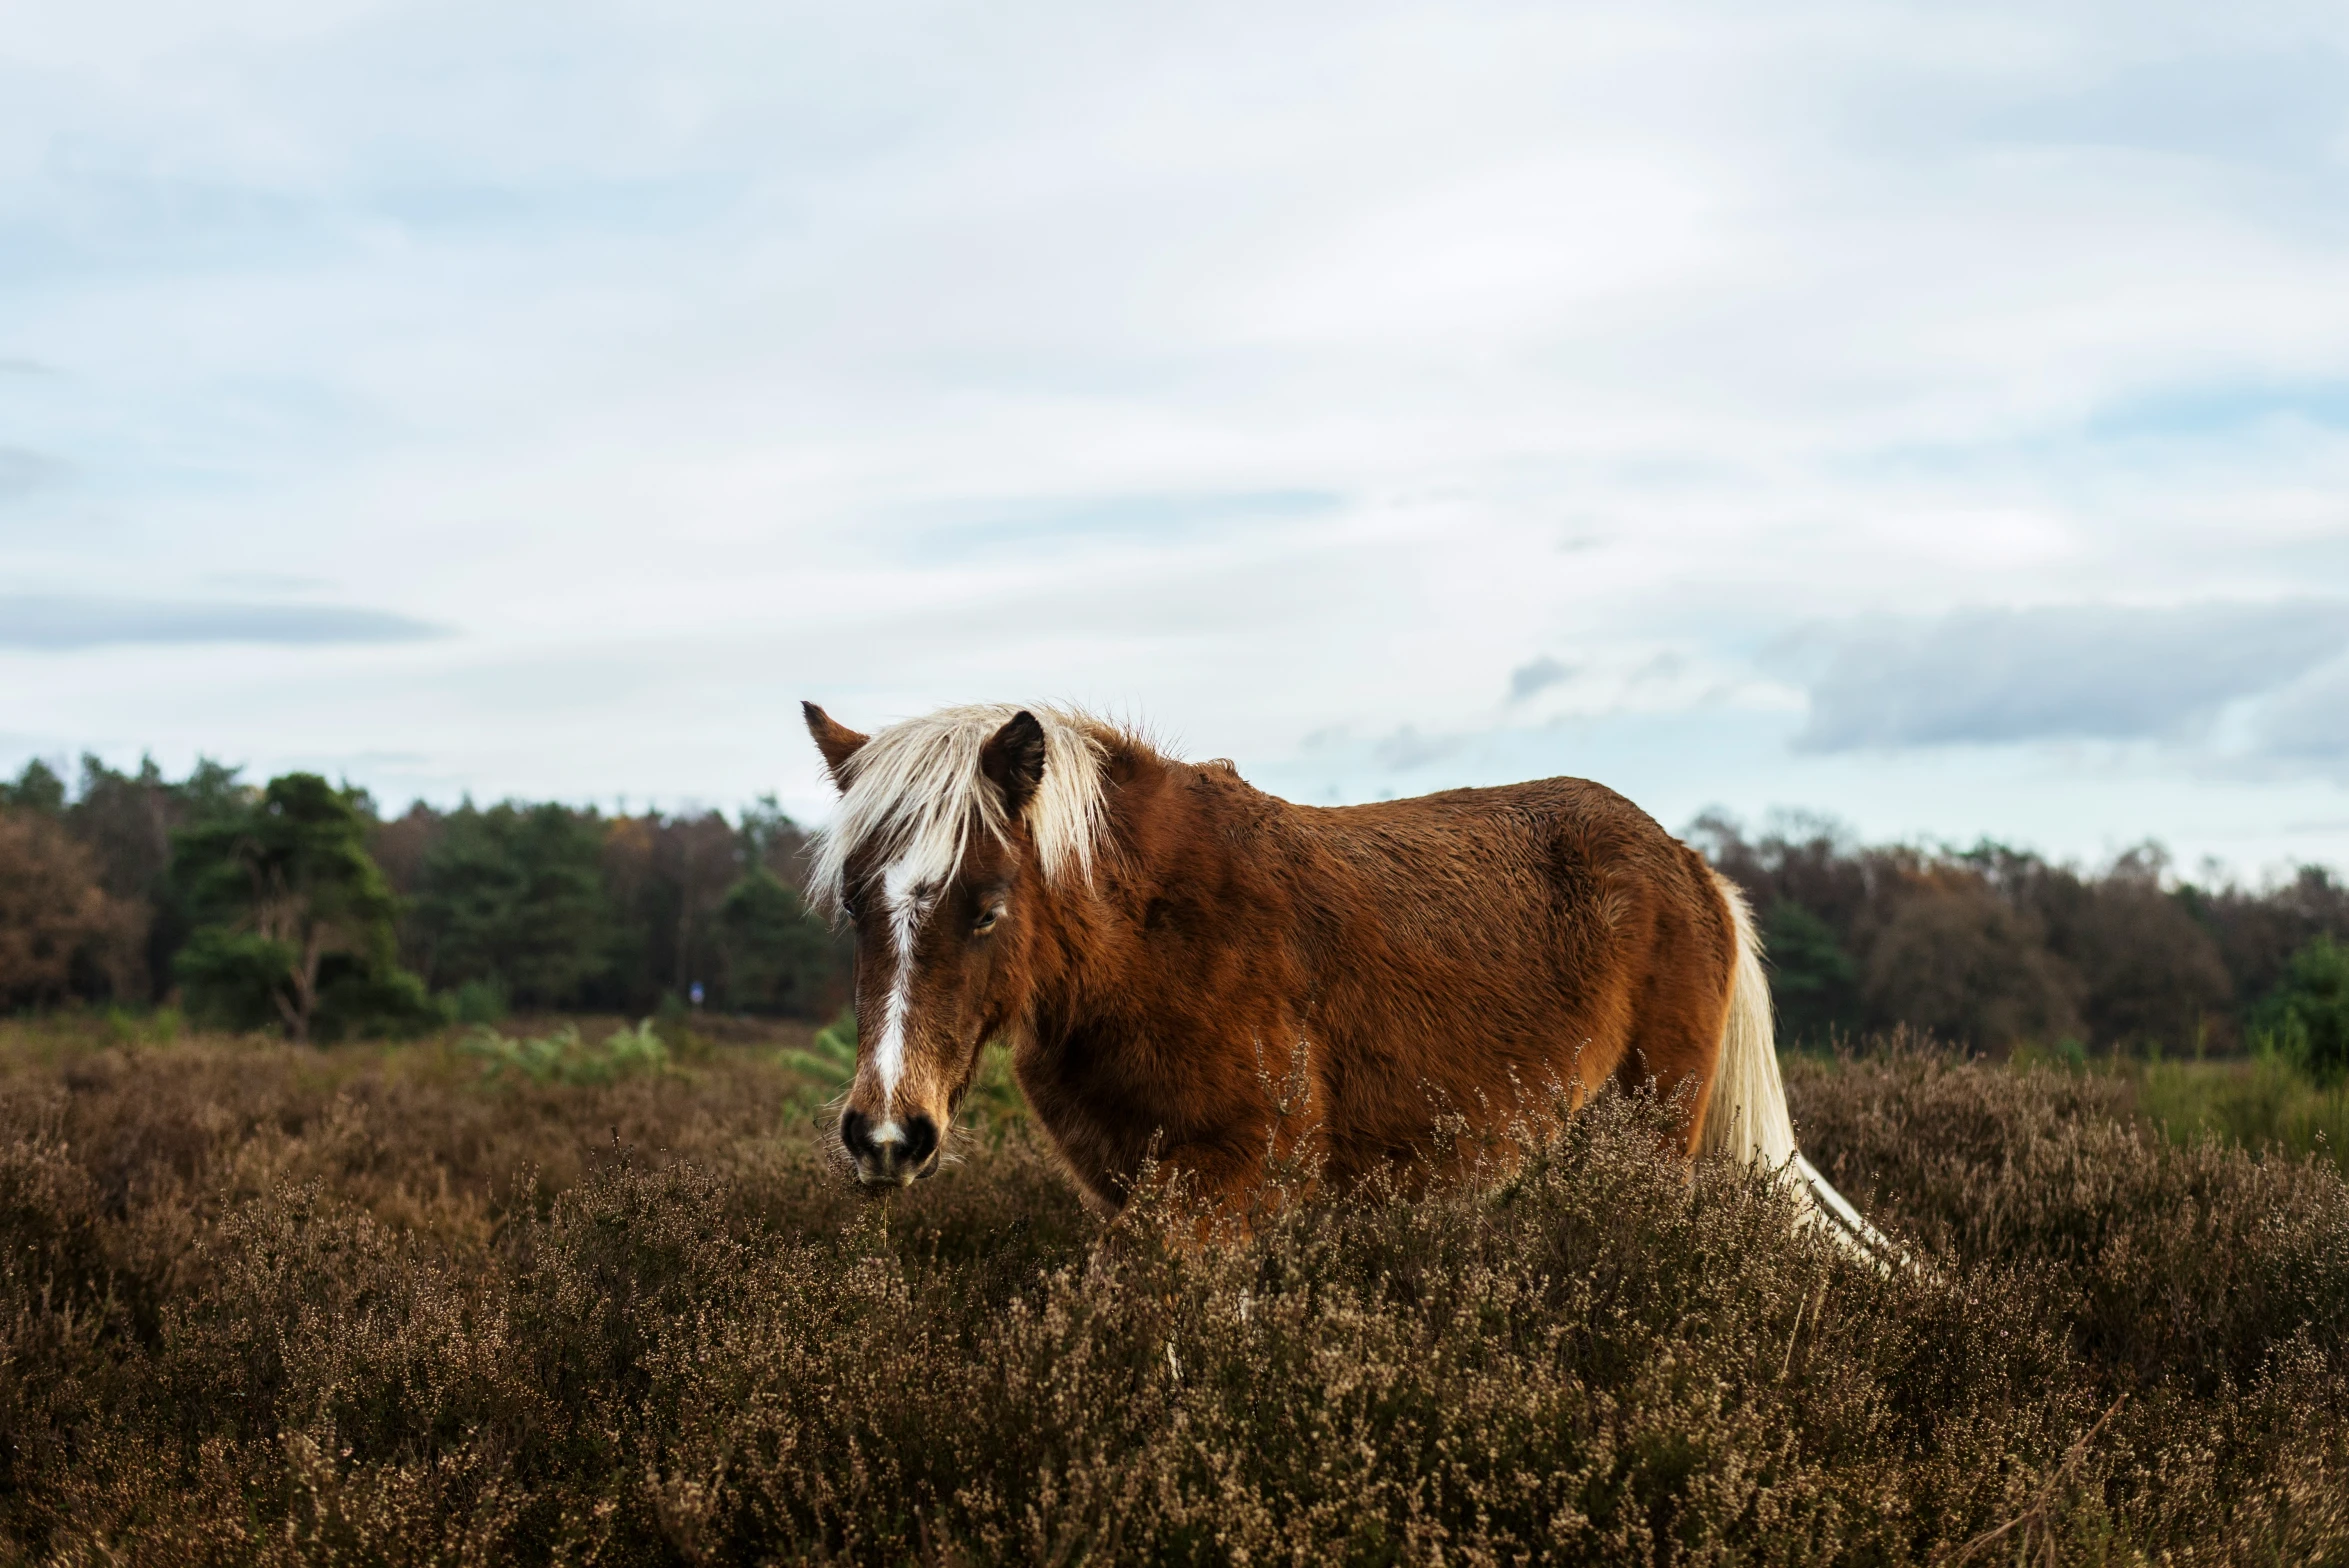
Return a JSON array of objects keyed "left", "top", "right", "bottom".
[{"left": 3, "top": 1018, "right": 2347, "bottom": 1565}]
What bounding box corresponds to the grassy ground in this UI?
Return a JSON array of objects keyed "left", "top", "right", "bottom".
[
  {"left": 2126, "top": 1056, "right": 2349, "bottom": 1171},
  {"left": 2, "top": 1016, "right": 2345, "bottom": 1564},
  {"left": 1994, "top": 1041, "right": 2349, "bottom": 1169}
]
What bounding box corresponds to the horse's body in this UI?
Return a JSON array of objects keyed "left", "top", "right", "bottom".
[
  {"left": 802, "top": 702, "right": 1811, "bottom": 1226},
  {"left": 1013, "top": 765, "right": 1751, "bottom": 1208}
]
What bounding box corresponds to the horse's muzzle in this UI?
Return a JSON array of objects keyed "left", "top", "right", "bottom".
[{"left": 840, "top": 1108, "right": 940, "bottom": 1186}]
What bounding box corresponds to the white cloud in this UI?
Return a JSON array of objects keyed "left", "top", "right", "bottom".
[
  {"left": 1776, "top": 601, "right": 2349, "bottom": 751},
  {"left": 2249, "top": 655, "right": 2349, "bottom": 771},
  {"left": 0, "top": 594, "right": 445, "bottom": 649}
]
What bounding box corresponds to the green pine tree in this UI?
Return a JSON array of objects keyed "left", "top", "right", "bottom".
[
  {"left": 409, "top": 802, "right": 613, "bottom": 1007},
  {"left": 715, "top": 868, "right": 839, "bottom": 1016},
  {"left": 0, "top": 758, "right": 67, "bottom": 813},
  {"left": 172, "top": 773, "right": 431, "bottom": 1042},
  {"left": 2255, "top": 934, "right": 2349, "bottom": 1086},
  {"left": 1760, "top": 898, "right": 1861, "bottom": 1049}
]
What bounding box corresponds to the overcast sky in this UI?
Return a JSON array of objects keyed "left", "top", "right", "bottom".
[{"left": 6, "top": 0, "right": 2349, "bottom": 876}]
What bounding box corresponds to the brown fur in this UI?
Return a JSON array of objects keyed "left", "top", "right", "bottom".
[{"left": 810, "top": 707, "right": 1737, "bottom": 1215}]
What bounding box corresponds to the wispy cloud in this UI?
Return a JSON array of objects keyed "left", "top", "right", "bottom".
[
  {"left": 0, "top": 448, "right": 68, "bottom": 501},
  {"left": 0, "top": 597, "right": 447, "bottom": 650},
  {"left": 202, "top": 572, "right": 336, "bottom": 594},
  {"left": 1982, "top": 48, "right": 2349, "bottom": 173},
  {"left": 2087, "top": 382, "right": 2349, "bottom": 443},
  {"left": 1371, "top": 725, "right": 1462, "bottom": 772},
  {"left": 909, "top": 490, "right": 1345, "bottom": 562},
  {"left": 1783, "top": 603, "right": 2349, "bottom": 753},
  {"left": 2252, "top": 659, "right": 2349, "bottom": 766},
  {"left": 1507, "top": 655, "right": 1573, "bottom": 703}
]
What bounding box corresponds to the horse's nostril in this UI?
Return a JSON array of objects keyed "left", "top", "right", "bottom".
[
  {"left": 901, "top": 1114, "right": 938, "bottom": 1167},
  {"left": 839, "top": 1108, "right": 876, "bottom": 1162}
]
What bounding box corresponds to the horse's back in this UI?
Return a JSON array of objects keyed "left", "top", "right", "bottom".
[
  {"left": 1292, "top": 774, "right": 1716, "bottom": 940},
  {"left": 1275, "top": 775, "right": 1734, "bottom": 1170}
]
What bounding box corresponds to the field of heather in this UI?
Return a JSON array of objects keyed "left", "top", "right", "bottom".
[{"left": 2, "top": 1017, "right": 2345, "bottom": 1565}]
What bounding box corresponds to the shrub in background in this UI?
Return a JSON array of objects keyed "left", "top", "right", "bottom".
[
  {"left": 462, "top": 1018, "right": 671, "bottom": 1087},
  {"left": 778, "top": 1005, "right": 855, "bottom": 1085},
  {"left": 442, "top": 976, "right": 511, "bottom": 1026}
]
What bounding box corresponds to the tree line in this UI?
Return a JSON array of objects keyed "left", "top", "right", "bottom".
[
  {"left": 0, "top": 755, "right": 846, "bottom": 1039},
  {"left": 1697, "top": 812, "right": 2349, "bottom": 1079},
  {"left": 2, "top": 753, "right": 2344, "bottom": 1073}
]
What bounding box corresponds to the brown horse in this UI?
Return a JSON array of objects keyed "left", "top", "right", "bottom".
[{"left": 801, "top": 700, "right": 1874, "bottom": 1243}]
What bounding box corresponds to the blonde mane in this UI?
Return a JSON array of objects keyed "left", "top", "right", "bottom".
[{"left": 806, "top": 704, "right": 1117, "bottom": 916}]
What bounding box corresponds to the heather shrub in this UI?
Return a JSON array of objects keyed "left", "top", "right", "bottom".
[
  {"left": 0, "top": 1026, "right": 2344, "bottom": 1563},
  {"left": 1786, "top": 1048, "right": 2349, "bottom": 1390}
]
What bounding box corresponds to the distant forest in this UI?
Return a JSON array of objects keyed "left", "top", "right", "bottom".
[
  {"left": 2, "top": 754, "right": 2345, "bottom": 1069},
  {"left": 1696, "top": 813, "right": 2347, "bottom": 1065},
  {"left": 0, "top": 754, "right": 844, "bottom": 1038}
]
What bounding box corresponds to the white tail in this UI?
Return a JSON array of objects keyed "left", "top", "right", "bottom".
[{"left": 1699, "top": 871, "right": 1896, "bottom": 1264}]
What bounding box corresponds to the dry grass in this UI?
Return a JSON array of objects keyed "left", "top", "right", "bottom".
[{"left": 2, "top": 1018, "right": 2345, "bottom": 1565}]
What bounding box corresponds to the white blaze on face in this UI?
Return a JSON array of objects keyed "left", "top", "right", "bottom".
[{"left": 873, "top": 857, "right": 931, "bottom": 1112}]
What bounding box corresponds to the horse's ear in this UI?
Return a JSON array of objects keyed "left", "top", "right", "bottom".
[
  {"left": 979, "top": 710, "right": 1048, "bottom": 819},
  {"left": 802, "top": 702, "right": 870, "bottom": 788}
]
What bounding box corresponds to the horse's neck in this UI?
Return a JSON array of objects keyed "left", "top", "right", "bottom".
[{"left": 1035, "top": 756, "right": 1302, "bottom": 1041}]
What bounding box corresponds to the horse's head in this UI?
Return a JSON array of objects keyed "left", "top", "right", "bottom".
[{"left": 802, "top": 701, "right": 1105, "bottom": 1186}]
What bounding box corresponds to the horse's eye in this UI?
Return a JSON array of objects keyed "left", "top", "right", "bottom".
[
  {"left": 840, "top": 896, "right": 860, "bottom": 921},
  {"left": 973, "top": 906, "right": 1001, "bottom": 933}
]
